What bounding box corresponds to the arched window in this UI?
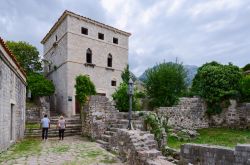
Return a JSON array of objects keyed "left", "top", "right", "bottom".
[
  {"left": 107, "top": 54, "right": 112, "bottom": 67},
  {"left": 86, "top": 48, "right": 92, "bottom": 63}
]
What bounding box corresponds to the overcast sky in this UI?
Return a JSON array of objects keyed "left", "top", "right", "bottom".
[{"left": 1, "top": 0, "right": 250, "bottom": 76}]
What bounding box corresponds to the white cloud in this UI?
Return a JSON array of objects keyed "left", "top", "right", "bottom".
[{"left": 0, "top": 0, "right": 250, "bottom": 77}]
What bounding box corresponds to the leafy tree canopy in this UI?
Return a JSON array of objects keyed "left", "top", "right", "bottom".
[
  {"left": 6, "top": 41, "right": 42, "bottom": 74},
  {"left": 191, "top": 61, "right": 242, "bottom": 114},
  {"left": 240, "top": 75, "right": 250, "bottom": 99},
  {"left": 27, "top": 72, "right": 55, "bottom": 97},
  {"left": 75, "top": 75, "right": 96, "bottom": 106},
  {"left": 242, "top": 64, "right": 250, "bottom": 72},
  {"left": 121, "top": 65, "right": 130, "bottom": 84},
  {"left": 144, "top": 62, "right": 187, "bottom": 108}
]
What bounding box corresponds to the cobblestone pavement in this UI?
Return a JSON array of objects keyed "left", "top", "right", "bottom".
[{"left": 1, "top": 136, "right": 123, "bottom": 165}]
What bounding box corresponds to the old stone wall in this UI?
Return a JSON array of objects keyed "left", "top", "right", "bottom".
[
  {"left": 116, "top": 129, "right": 172, "bottom": 165},
  {"left": 210, "top": 100, "right": 250, "bottom": 128},
  {"left": 180, "top": 144, "right": 250, "bottom": 165},
  {"left": 156, "top": 97, "right": 209, "bottom": 130},
  {"left": 157, "top": 98, "right": 250, "bottom": 129},
  {"left": 82, "top": 96, "right": 118, "bottom": 139},
  {"left": 0, "top": 46, "right": 26, "bottom": 152}
]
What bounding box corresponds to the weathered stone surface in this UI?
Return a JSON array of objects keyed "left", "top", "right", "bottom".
[
  {"left": 180, "top": 143, "right": 250, "bottom": 165},
  {"left": 0, "top": 39, "right": 26, "bottom": 152},
  {"left": 116, "top": 129, "right": 173, "bottom": 165},
  {"left": 156, "top": 97, "right": 209, "bottom": 130}
]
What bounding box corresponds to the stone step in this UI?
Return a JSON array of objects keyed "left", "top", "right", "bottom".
[
  {"left": 104, "top": 131, "right": 116, "bottom": 136},
  {"left": 96, "top": 139, "right": 109, "bottom": 149},
  {"left": 101, "top": 134, "right": 111, "bottom": 142},
  {"left": 108, "top": 127, "right": 119, "bottom": 132},
  {"left": 138, "top": 149, "right": 161, "bottom": 158},
  {"left": 109, "top": 123, "right": 127, "bottom": 129}
]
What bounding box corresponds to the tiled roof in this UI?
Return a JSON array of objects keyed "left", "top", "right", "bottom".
[
  {"left": 41, "top": 10, "right": 131, "bottom": 44},
  {"left": 0, "top": 37, "right": 26, "bottom": 78}
]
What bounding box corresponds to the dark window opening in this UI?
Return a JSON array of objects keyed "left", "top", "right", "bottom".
[
  {"left": 98, "top": 33, "right": 104, "bottom": 40},
  {"left": 81, "top": 27, "right": 88, "bottom": 35},
  {"left": 86, "top": 48, "right": 92, "bottom": 63},
  {"left": 113, "top": 37, "right": 118, "bottom": 44},
  {"left": 111, "top": 80, "right": 116, "bottom": 86},
  {"left": 107, "top": 54, "right": 112, "bottom": 67},
  {"left": 55, "top": 35, "right": 58, "bottom": 41}
]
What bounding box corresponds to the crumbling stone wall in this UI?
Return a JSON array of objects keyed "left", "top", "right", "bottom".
[
  {"left": 180, "top": 144, "right": 250, "bottom": 165},
  {"left": 116, "top": 129, "right": 172, "bottom": 165},
  {"left": 82, "top": 96, "right": 118, "bottom": 139},
  {"left": 211, "top": 100, "right": 250, "bottom": 128},
  {"left": 157, "top": 98, "right": 250, "bottom": 129},
  {"left": 156, "top": 97, "right": 209, "bottom": 130}
]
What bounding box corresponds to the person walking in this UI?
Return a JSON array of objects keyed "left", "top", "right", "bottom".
[
  {"left": 40, "top": 114, "right": 50, "bottom": 141},
  {"left": 57, "top": 116, "right": 66, "bottom": 140}
]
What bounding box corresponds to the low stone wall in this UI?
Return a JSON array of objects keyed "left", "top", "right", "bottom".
[
  {"left": 180, "top": 143, "right": 250, "bottom": 165},
  {"left": 211, "top": 100, "right": 250, "bottom": 128},
  {"left": 116, "top": 129, "right": 172, "bottom": 165},
  {"left": 156, "top": 97, "right": 209, "bottom": 130},
  {"left": 26, "top": 106, "right": 41, "bottom": 123},
  {"left": 156, "top": 98, "right": 250, "bottom": 129}
]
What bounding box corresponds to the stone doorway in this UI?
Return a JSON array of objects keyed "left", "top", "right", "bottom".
[
  {"left": 75, "top": 97, "right": 80, "bottom": 114},
  {"left": 10, "top": 104, "right": 14, "bottom": 141}
]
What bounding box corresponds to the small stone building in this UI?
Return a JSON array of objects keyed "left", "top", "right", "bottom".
[
  {"left": 0, "top": 37, "right": 26, "bottom": 152},
  {"left": 41, "top": 10, "right": 131, "bottom": 116}
]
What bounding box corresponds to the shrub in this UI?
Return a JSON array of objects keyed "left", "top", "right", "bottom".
[
  {"left": 191, "top": 62, "right": 242, "bottom": 114},
  {"left": 144, "top": 62, "right": 187, "bottom": 108},
  {"left": 240, "top": 75, "right": 250, "bottom": 101},
  {"left": 27, "top": 72, "right": 55, "bottom": 97}
]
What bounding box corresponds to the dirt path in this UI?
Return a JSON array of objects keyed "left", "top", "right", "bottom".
[{"left": 1, "top": 136, "right": 123, "bottom": 165}]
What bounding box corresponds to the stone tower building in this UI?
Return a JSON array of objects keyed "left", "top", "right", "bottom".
[{"left": 41, "top": 10, "right": 131, "bottom": 117}]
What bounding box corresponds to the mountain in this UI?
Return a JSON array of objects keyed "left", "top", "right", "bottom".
[{"left": 138, "top": 64, "right": 198, "bottom": 86}]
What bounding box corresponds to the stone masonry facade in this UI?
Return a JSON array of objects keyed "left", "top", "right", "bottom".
[
  {"left": 180, "top": 143, "right": 250, "bottom": 165},
  {"left": 41, "top": 10, "right": 131, "bottom": 117},
  {"left": 0, "top": 37, "right": 26, "bottom": 152}
]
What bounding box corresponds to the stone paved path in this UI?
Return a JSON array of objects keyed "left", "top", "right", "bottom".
[{"left": 0, "top": 136, "right": 124, "bottom": 165}]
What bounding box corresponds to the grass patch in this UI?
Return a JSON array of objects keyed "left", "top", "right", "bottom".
[
  {"left": 100, "top": 155, "right": 118, "bottom": 164},
  {"left": 80, "top": 149, "right": 104, "bottom": 158},
  {"left": 26, "top": 123, "right": 40, "bottom": 129},
  {"left": 0, "top": 138, "right": 41, "bottom": 163},
  {"left": 51, "top": 145, "right": 70, "bottom": 153},
  {"left": 168, "top": 128, "right": 250, "bottom": 149}
]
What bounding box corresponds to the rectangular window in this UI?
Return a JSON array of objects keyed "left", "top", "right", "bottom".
[
  {"left": 98, "top": 33, "right": 104, "bottom": 40},
  {"left": 113, "top": 37, "right": 118, "bottom": 44},
  {"left": 81, "top": 27, "right": 88, "bottom": 35},
  {"left": 111, "top": 80, "right": 116, "bottom": 86}
]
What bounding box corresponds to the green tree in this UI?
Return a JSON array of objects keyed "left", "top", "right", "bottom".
[
  {"left": 240, "top": 75, "right": 250, "bottom": 100},
  {"left": 242, "top": 64, "right": 250, "bottom": 72},
  {"left": 121, "top": 65, "right": 130, "bottom": 84},
  {"left": 112, "top": 66, "right": 141, "bottom": 112},
  {"left": 6, "top": 41, "right": 42, "bottom": 73},
  {"left": 144, "top": 62, "right": 187, "bottom": 108},
  {"left": 191, "top": 61, "right": 242, "bottom": 114},
  {"left": 112, "top": 82, "right": 140, "bottom": 112},
  {"left": 75, "top": 75, "right": 96, "bottom": 112},
  {"left": 27, "top": 73, "right": 55, "bottom": 97}
]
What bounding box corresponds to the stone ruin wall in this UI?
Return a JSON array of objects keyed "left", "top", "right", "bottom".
[
  {"left": 156, "top": 97, "right": 209, "bottom": 130},
  {"left": 211, "top": 100, "right": 250, "bottom": 128},
  {"left": 180, "top": 143, "right": 250, "bottom": 165},
  {"left": 117, "top": 129, "right": 172, "bottom": 165},
  {"left": 82, "top": 96, "right": 118, "bottom": 140},
  {"left": 26, "top": 97, "right": 50, "bottom": 123},
  {"left": 157, "top": 97, "right": 250, "bottom": 129}
]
